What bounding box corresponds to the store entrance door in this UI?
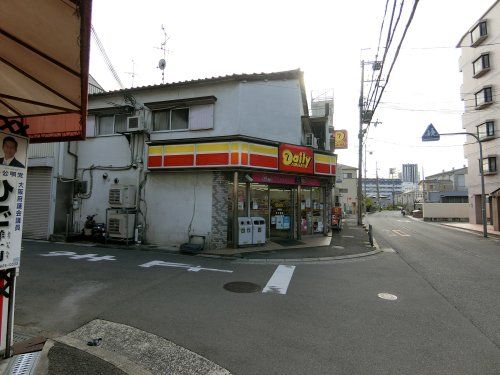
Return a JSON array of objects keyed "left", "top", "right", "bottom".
[{"left": 270, "top": 187, "right": 293, "bottom": 239}]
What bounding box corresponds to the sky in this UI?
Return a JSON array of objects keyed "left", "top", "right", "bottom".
[{"left": 89, "top": 0, "right": 495, "bottom": 179}]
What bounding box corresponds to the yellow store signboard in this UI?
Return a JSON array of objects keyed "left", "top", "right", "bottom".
[{"left": 333, "top": 130, "right": 348, "bottom": 149}]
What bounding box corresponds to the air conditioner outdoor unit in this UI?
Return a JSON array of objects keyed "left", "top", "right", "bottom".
[
  {"left": 109, "top": 185, "right": 136, "bottom": 208},
  {"left": 126, "top": 115, "right": 144, "bottom": 132},
  {"left": 305, "top": 133, "right": 314, "bottom": 147},
  {"left": 107, "top": 213, "right": 135, "bottom": 239}
]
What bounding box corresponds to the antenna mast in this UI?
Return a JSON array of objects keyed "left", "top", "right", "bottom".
[
  {"left": 126, "top": 59, "right": 137, "bottom": 87},
  {"left": 157, "top": 25, "right": 169, "bottom": 84}
]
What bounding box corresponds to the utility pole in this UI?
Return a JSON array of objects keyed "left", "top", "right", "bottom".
[
  {"left": 364, "top": 145, "right": 367, "bottom": 197},
  {"left": 357, "top": 60, "right": 365, "bottom": 226},
  {"left": 375, "top": 161, "right": 381, "bottom": 210},
  {"left": 389, "top": 168, "right": 396, "bottom": 208},
  {"left": 422, "top": 166, "right": 425, "bottom": 203},
  {"left": 357, "top": 59, "right": 381, "bottom": 225}
]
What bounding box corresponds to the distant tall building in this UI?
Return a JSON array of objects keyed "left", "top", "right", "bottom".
[{"left": 402, "top": 164, "right": 419, "bottom": 183}]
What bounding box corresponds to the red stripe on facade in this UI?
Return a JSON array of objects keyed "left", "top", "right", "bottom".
[
  {"left": 148, "top": 156, "right": 163, "bottom": 168},
  {"left": 331, "top": 165, "right": 336, "bottom": 175},
  {"left": 196, "top": 153, "right": 230, "bottom": 166},
  {"left": 250, "top": 154, "right": 278, "bottom": 169},
  {"left": 315, "top": 162, "right": 330, "bottom": 174},
  {"left": 164, "top": 154, "right": 195, "bottom": 167},
  {"left": 230, "top": 153, "right": 239, "bottom": 165},
  {"left": 241, "top": 153, "right": 248, "bottom": 165}
]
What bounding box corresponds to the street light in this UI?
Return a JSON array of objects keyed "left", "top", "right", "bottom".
[{"left": 422, "top": 124, "right": 488, "bottom": 238}]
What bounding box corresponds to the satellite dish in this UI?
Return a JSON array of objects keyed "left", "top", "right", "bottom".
[{"left": 158, "top": 58, "right": 166, "bottom": 70}]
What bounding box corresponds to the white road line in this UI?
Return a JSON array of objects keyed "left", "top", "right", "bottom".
[
  {"left": 139, "top": 260, "right": 233, "bottom": 273},
  {"left": 391, "top": 229, "right": 410, "bottom": 237},
  {"left": 262, "top": 265, "right": 296, "bottom": 295},
  {"left": 39, "top": 251, "right": 116, "bottom": 261}
]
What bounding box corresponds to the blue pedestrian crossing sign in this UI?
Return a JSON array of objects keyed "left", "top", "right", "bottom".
[{"left": 422, "top": 123, "right": 440, "bottom": 141}]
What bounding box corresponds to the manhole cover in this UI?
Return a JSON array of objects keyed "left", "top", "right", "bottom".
[{"left": 224, "top": 282, "right": 261, "bottom": 293}]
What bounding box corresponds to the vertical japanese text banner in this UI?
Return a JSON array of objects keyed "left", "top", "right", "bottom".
[
  {"left": 0, "top": 131, "right": 27, "bottom": 352},
  {"left": 0, "top": 131, "right": 28, "bottom": 271}
]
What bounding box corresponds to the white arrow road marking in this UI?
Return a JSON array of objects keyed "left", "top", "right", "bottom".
[
  {"left": 262, "top": 265, "right": 296, "bottom": 295},
  {"left": 68, "top": 254, "right": 99, "bottom": 260},
  {"left": 85, "top": 255, "right": 116, "bottom": 262},
  {"left": 138, "top": 260, "right": 233, "bottom": 273},
  {"left": 39, "top": 251, "right": 116, "bottom": 261},
  {"left": 40, "top": 251, "right": 76, "bottom": 257}
]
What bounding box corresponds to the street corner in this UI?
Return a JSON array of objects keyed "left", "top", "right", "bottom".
[{"left": 51, "top": 319, "right": 232, "bottom": 375}]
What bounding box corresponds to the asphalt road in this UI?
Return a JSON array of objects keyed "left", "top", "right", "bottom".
[
  {"left": 13, "top": 216, "right": 500, "bottom": 374},
  {"left": 366, "top": 211, "right": 500, "bottom": 349}
]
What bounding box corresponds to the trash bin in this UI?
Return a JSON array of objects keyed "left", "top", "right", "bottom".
[
  {"left": 251, "top": 217, "right": 266, "bottom": 244},
  {"left": 238, "top": 217, "right": 252, "bottom": 245}
]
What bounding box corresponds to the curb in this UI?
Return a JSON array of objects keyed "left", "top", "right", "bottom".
[
  {"left": 43, "top": 336, "right": 152, "bottom": 375},
  {"left": 26, "top": 236, "right": 384, "bottom": 263},
  {"left": 233, "top": 248, "right": 382, "bottom": 264},
  {"left": 439, "top": 223, "right": 500, "bottom": 238}
]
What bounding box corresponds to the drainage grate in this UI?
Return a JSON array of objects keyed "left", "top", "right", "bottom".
[
  {"left": 8, "top": 352, "right": 40, "bottom": 375},
  {"left": 13, "top": 333, "right": 32, "bottom": 344},
  {"left": 223, "top": 281, "right": 261, "bottom": 293}
]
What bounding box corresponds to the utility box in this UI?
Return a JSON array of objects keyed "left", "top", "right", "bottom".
[
  {"left": 109, "top": 185, "right": 136, "bottom": 208},
  {"left": 107, "top": 213, "right": 135, "bottom": 239},
  {"left": 251, "top": 217, "right": 266, "bottom": 244},
  {"left": 238, "top": 217, "right": 252, "bottom": 246}
]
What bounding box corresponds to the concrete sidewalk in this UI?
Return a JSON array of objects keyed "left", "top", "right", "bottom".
[
  {"left": 234, "top": 216, "right": 378, "bottom": 262},
  {"left": 440, "top": 222, "right": 500, "bottom": 237},
  {"left": 1, "top": 215, "right": 378, "bottom": 374},
  {"left": 3, "top": 320, "right": 232, "bottom": 375},
  {"left": 54, "top": 214, "right": 379, "bottom": 262}
]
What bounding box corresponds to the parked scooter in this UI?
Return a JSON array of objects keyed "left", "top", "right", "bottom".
[{"left": 83, "top": 214, "right": 106, "bottom": 241}]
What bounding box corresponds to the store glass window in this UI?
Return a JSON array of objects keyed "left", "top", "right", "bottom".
[
  {"left": 300, "top": 189, "right": 312, "bottom": 235},
  {"left": 311, "top": 187, "right": 325, "bottom": 234},
  {"left": 270, "top": 187, "right": 293, "bottom": 238},
  {"left": 250, "top": 184, "right": 270, "bottom": 238}
]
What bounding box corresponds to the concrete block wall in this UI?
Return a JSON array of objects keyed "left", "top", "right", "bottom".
[{"left": 210, "top": 171, "right": 229, "bottom": 249}]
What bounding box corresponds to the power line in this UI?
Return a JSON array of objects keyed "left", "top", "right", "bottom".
[
  {"left": 91, "top": 25, "right": 125, "bottom": 89},
  {"left": 367, "top": 1, "right": 406, "bottom": 112},
  {"left": 366, "top": 0, "right": 391, "bottom": 104},
  {"left": 371, "top": 0, "right": 420, "bottom": 115}
]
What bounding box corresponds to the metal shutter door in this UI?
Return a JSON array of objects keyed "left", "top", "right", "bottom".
[{"left": 23, "top": 167, "right": 52, "bottom": 239}]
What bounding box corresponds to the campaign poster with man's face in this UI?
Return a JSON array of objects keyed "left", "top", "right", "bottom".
[{"left": 0, "top": 131, "right": 28, "bottom": 271}]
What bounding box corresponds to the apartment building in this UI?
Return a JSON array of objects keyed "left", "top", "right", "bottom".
[
  {"left": 334, "top": 164, "right": 357, "bottom": 214},
  {"left": 457, "top": 0, "right": 500, "bottom": 230}
]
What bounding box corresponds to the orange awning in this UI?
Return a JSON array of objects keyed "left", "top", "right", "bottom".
[{"left": 0, "top": 0, "right": 92, "bottom": 142}]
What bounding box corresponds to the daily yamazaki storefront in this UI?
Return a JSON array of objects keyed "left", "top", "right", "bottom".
[{"left": 147, "top": 138, "right": 336, "bottom": 247}]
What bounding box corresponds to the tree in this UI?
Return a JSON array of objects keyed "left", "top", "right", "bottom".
[{"left": 364, "top": 196, "right": 374, "bottom": 212}]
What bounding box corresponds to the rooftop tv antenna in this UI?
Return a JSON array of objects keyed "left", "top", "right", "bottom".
[
  {"left": 156, "top": 25, "right": 170, "bottom": 84},
  {"left": 126, "top": 59, "right": 137, "bottom": 87}
]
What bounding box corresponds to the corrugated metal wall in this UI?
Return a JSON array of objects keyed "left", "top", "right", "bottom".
[
  {"left": 27, "top": 143, "right": 56, "bottom": 158},
  {"left": 23, "top": 167, "right": 52, "bottom": 239}
]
